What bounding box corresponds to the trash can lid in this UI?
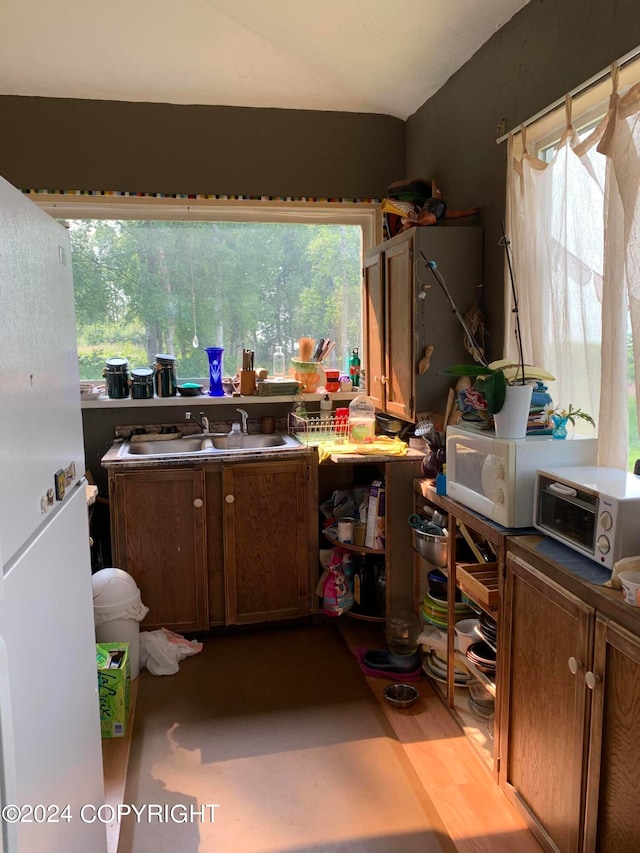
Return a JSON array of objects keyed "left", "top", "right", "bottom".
[{"left": 92, "top": 567, "right": 141, "bottom": 611}]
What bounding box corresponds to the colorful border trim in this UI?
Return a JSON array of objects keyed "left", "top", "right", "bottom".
[{"left": 25, "top": 189, "right": 380, "bottom": 203}]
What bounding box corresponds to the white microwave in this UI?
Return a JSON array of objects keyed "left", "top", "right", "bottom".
[
  {"left": 445, "top": 426, "right": 598, "bottom": 528},
  {"left": 534, "top": 466, "right": 640, "bottom": 569}
]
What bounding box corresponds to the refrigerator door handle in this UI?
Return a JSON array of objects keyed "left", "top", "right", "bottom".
[{"left": 0, "top": 636, "right": 17, "bottom": 853}]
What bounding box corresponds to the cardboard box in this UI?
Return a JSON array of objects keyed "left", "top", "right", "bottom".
[
  {"left": 364, "top": 480, "right": 385, "bottom": 549},
  {"left": 97, "top": 642, "right": 131, "bottom": 738}
]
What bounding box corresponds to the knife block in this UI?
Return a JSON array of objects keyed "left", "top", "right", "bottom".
[{"left": 240, "top": 370, "right": 256, "bottom": 396}]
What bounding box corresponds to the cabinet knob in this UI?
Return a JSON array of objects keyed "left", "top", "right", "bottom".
[
  {"left": 225, "top": 494, "right": 235, "bottom": 504},
  {"left": 568, "top": 656, "right": 583, "bottom": 675},
  {"left": 193, "top": 498, "right": 203, "bottom": 509},
  {"left": 585, "top": 670, "right": 602, "bottom": 690},
  {"left": 380, "top": 375, "right": 387, "bottom": 384}
]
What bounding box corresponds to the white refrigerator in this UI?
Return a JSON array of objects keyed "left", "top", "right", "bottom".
[{"left": 0, "top": 176, "right": 107, "bottom": 852}]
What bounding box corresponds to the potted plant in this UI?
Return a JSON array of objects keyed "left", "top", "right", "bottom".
[{"left": 543, "top": 404, "right": 595, "bottom": 438}]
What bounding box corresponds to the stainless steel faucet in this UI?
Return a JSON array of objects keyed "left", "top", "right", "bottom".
[
  {"left": 185, "top": 411, "right": 209, "bottom": 434},
  {"left": 236, "top": 408, "right": 249, "bottom": 434}
]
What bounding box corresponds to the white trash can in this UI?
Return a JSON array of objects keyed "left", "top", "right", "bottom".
[{"left": 92, "top": 568, "right": 148, "bottom": 679}]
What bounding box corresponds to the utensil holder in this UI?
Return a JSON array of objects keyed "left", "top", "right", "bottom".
[{"left": 240, "top": 370, "right": 256, "bottom": 396}]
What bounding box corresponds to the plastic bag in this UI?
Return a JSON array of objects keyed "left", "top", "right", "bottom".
[
  {"left": 323, "top": 548, "right": 354, "bottom": 616},
  {"left": 140, "top": 628, "right": 203, "bottom": 676}
]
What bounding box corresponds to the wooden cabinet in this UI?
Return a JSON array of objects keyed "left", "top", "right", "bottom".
[
  {"left": 584, "top": 618, "right": 640, "bottom": 852},
  {"left": 108, "top": 455, "right": 315, "bottom": 631},
  {"left": 501, "top": 542, "right": 640, "bottom": 853},
  {"left": 222, "top": 458, "right": 313, "bottom": 624},
  {"left": 110, "top": 468, "right": 208, "bottom": 632},
  {"left": 500, "top": 552, "right": 593, "bottom": 852},
  {"left": 363, "top": 226, "right": 482, "bottom": 422}
]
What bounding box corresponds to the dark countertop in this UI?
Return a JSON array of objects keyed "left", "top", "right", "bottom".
[{"left": 507, "top": 535, "right": 640, "bottom": 637}]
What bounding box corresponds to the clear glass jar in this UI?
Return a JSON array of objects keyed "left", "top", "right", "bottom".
[{"left": 273, "top": 345, "right": 285, "bottom": 378}]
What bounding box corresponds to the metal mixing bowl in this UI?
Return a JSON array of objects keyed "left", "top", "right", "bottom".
[
  {"left": 383, "top": 683, "right": 419, "bottom": 709},
  {"left": 413, "top": 529, "right": 448, "bottom": 568}
]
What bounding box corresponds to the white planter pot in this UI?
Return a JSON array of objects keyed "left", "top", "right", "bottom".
[{"left": 493, "top": 383, "right": 533, "bottom": 439}]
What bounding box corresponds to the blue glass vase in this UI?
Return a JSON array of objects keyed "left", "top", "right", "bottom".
[
  {"left": 551, "top": 414, "right": 568, "bottom": 439},
  {"left": 205, "top": 346, "right": 225, "bottom": 397}
]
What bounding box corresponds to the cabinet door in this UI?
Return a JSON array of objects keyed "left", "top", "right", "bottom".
[
  {"left": 363, "top": 248, "right": 385, "bottom": 411},
  {"left": 584, "top": 617, "right": 640, "bottom": 852},
  {"left": 110, "top": 468, "right": 208, "bottom": 632},
  {"left": 384, "top": 233, "right": 415, "bottom": 421},
  {"left": 223, "top": 460, "right": 310, "bottom": 624},
  {"left": 500, "top": 553, "right": 594, "bottom": 853},
  {"left": 204, "top": 466, "right": 226, "bottom": 626}
]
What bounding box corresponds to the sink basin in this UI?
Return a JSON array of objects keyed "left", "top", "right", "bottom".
[
  {"left": 125, "top": 437, "right": 211, "bottom": 455},
  {"left": 117, "top": 432, "right": 301, "bottom": 459},
  {"left": 210, "top": 434, "right": 288, "bottom": 450}
]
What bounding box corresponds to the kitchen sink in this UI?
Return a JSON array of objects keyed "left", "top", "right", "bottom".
[
  {"left": 117, "top": 432, "right": 302, "bottom": 459},
  {"left": 209, "top": 434, "right": 289, "bottom": 450},
  {"left": 124, "top": 437, "right": 211, "bottom": 455}
]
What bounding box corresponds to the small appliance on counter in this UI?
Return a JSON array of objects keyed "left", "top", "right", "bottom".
[
  {"left": 534, "top": 465, "right": 640, "bottom": 569},
  {"left": 446, "top": 425, "right": 597, "bottom": 528}
]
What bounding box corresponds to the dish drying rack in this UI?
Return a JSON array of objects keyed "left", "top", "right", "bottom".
[{"left": 288, "top": 414, "right": 349, "bottom": 446}]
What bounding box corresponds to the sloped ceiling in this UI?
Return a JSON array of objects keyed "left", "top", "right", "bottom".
[{"left": 0, "top": 0, "right": 530, "bottom": 120}]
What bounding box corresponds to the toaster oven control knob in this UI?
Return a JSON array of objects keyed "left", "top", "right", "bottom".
[
  {"left": 597, "top": 534, "right": 611, "bottom": 555},
  {"left": 495, "top": 487, "right": 505, "bottom": 505},
  {"left": 599, "top": 511, "right": 613, "bottom": 531},
  {"left": 495, "top": 463, "right": 505, "bottom": 480}
]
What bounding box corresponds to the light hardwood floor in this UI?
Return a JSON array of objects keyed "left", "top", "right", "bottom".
[{"left": 337, "top": 618, "right": 543, "bottom": 853}]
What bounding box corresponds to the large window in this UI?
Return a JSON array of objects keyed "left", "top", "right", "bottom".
[
  {"left": 505, "top": 55, "right": 640, "bottom": 471},
  {"left": 35, "top": 198, "right": 380, "bottom": 383}
]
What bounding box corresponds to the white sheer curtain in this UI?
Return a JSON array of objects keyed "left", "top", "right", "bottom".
[{"left": 506, "top": 75, "right": 640, "bottom": 469}]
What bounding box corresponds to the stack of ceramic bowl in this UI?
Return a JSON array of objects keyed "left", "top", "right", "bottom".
[
  {"left": 421, "top": 590, "right": 476, "bottom": 630},
  {"left": 476, "top": 612, "right": 498, "bottom": 651},
  {"left": 422, "top": 647, "right": 473, "bottom": 686},
  {"left": 465, "top": 640, "right": 497, "bottom": 677}
]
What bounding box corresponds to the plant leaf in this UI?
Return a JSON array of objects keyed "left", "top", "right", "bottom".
[
  {"left": 484, "top": 371, "right": 507, "bottom": 415},
  {"left": 440, "top": 364, "right": 495, "bottom": 378}
]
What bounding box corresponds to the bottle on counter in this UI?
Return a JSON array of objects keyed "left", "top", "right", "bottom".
[
  {"left": 227, "top": 421, "right": 243, "bottom": 449},
  {"left": 273, "top": 344, "right": 285, "bottom": 379},
  {"left": 348, "top": 391, "right": 375, "bottom": 444},
  {"left": 349, "top": 348, "right": 361, "bottom": 387},
  {"left": 320, "top": 393, "right": 332, "bottom": 422}
]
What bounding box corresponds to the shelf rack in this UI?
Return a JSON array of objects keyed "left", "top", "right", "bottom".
[{"left": 413, "top": 478, "right": 518, "bottom": 778}]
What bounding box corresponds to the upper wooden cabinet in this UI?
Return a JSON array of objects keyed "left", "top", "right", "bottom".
[{"left": 363, "top": 226, "right": 483, "bottom": 422}]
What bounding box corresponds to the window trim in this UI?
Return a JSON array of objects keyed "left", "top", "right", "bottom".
[{"left": 30, "top": 194, "right": 383, "bottom": 255}]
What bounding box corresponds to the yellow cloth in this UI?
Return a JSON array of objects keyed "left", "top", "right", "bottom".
[{"left": 317, "top": 435, "right": 408, "bottom": 464}]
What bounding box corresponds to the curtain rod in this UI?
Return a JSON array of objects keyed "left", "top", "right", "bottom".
[{"left": 496, "top": 43, "right": 640, "bottom": 144}]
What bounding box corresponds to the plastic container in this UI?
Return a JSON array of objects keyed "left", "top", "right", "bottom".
[
  {"left": 92, "top": 568, "right": 148, "bottom": 679},
  {"left": 348, "top": 392, "right": 375, "bottom": 444},
  {"left": 273, "top": 345, "right": 285, "bottom": 378},
  {"left": 619, "top": 570, "right": 640, "bottom": 606},
  {"left": 227, "top": 421, "right": 243, "bottom": 449}
]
